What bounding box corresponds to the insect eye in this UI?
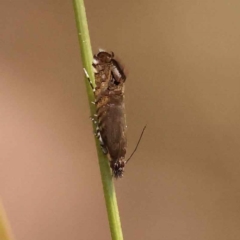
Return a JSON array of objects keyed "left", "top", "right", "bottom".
[
  {"left": 114, "top": 80, "right": 120, "bottom": 85},
  {"left": 97, "top": 52, "right": 112, "bottom": 63}
]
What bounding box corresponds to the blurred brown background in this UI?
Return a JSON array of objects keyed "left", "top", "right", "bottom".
[{"left": 1, "top": 1, "right": 240, "bottom": 240}]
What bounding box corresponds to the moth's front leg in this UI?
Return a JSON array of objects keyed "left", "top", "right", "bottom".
[{"left": 83, "top": 68, "right": 95, "bottom": 93}]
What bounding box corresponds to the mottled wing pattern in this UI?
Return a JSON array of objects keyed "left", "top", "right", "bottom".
[
  {"left": 99, "top": 97, "right": 127, "bottom": 161},
  {"left": 93, "top": 50, "right": 127, "bottom": 178}
]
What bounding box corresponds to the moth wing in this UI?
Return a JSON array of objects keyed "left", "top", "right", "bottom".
[{"left": 100, "top": 102, "right": 127, "bottom": 160}]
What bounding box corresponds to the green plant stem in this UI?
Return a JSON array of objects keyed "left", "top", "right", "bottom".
[
  {"left": 0, "top": 201, "right": 14, "bottom": 240},
  {"left": 72, "top": 1, "right": 123, "bottom": 239}
]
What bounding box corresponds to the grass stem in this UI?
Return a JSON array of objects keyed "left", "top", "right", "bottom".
[{"left": 72, "top": 1, "right": 123, "bottom": 239}]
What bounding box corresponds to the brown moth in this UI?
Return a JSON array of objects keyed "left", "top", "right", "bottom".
[{"left": 92, "top": 50, "right": 127, "bottom": 178}]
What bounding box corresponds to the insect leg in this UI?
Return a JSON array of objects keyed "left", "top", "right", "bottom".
[
  {"left": 90, "top": 116, "right": 108, "bottom": 154},
  {"left": 90, "top": 116, "right": 98, "bottom": 125},
  {"left": 83, "top": 68, "right": 95, "bottom": 92},
  {"left": 96, "top": 128, "right": 108, "bottom": 154},
  {"left": 83, "top": 68, "right": 97, "bottom": 105}
]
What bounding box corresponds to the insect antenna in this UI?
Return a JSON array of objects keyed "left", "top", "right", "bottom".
[{"left": 126, "top": 125, "right": 147, "bottom": 164}]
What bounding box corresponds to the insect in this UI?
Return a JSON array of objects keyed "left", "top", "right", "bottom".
[{"left": 84, "top": 49, "right": 145, "bottom": 178}]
